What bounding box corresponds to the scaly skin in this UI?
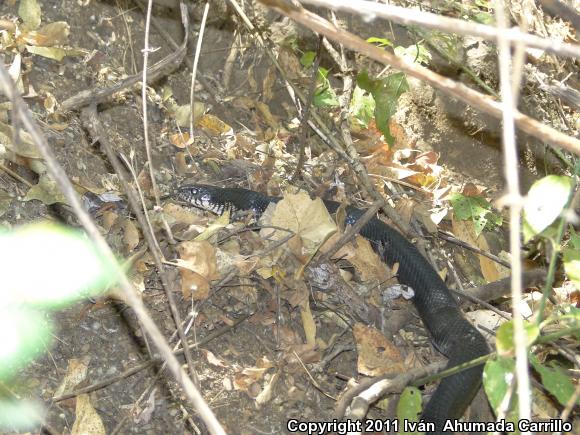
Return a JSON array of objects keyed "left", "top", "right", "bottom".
[{"left": 175, "top": 184, "right": 490, "bottom": 434}]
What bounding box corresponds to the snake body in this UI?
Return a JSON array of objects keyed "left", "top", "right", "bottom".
[{"left": 175, "top": 184, "right": 489, "bottom": 433}]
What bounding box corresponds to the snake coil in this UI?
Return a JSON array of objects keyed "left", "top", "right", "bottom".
[{"left": 175, "top": 184, "right": 489, "bottom": 434}]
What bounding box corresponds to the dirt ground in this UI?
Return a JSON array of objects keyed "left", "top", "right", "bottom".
[{"left": 0, "top": 0, "right": 577, "bottom": 434}]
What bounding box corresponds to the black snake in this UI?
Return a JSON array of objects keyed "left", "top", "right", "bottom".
[{"left": 174, "top": 184, "right": 489, "bottom": 434}]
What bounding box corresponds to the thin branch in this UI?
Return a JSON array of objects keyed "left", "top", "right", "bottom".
[
  {"left": 494, "top": 0, "right": 531, "bottom": 426},
  {"left": 59, "top": 6, "right": 189, "bottom": 112},
  {"left": 0, "top": 64, "right": 226, "bottom": 435},
  {"left": 140, "top": 0, "right": 197, "bottom": 386},
  {"left": 319, "top": 198, "right": 385, "bottom": 262},
  {"left": 189, "top": 2, "right": 210, "bottom": 134},
  {"left": 299, "top": 0, "right": 580, "bottom": 59},
  {"left": 437, "top": 230, "right": 511, "bottom": 268},
  {"left": 260, "top": 2, "right": 580, "bottom": 154}
]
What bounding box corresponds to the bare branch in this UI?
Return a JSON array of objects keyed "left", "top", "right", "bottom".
[
  {"left": 300, "top": 0, "right": 580, "bottom": 59},
  {"left": 260, "top": 2, "right": 580, "bottom": 154}
]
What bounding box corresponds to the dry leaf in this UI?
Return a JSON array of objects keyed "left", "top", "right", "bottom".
[
  {"left": 353, "top": 323, "right": 404, "bottom": 376},
  {"left": 201, "top": 349, "right": 229, "bottom": 368},
  {"left": 22, "top": 21, "right": 70, "bottom": 46},
  {"left": 269, "top": 191, "right": 337, "bottom": 257},
  {"left": 195, "top": 210, "right": 230, "bottom": 241},
  {"left": 452, "top": 216, "right": 509, "bottom": 282},
  {"left": 0, "top": 120, "right": 42, "bottom": 158},
  {"left": 71, "top": 394, "right": 105, "bottom": 435},
  {"left": 176, "top": 240, "right": 218, "bottom": 300},
  {"left": 195, "top": 114, "right": 233, "bottom": 136},
  {"left": 328, "top": 234, "right": 391, "bottom": 282},
  {"left": 233, "top": 366, "right": 270, "bottom": 392},
  {"left": 24, "top": 174, "right": 67, "bottom": 205},
  {"left": 54, "top": 358, "right": 90, "bottom": 397},
  {"left": 122, "top": 218, "right": 140, "bottom": 252},
  {"left": 163, "top": 203, "right": 206, "bottom": 226},
  {"left": 169, "top": 132, "right": 190, "bottom": 149}
]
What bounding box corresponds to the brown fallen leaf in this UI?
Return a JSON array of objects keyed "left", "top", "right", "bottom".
[
  {"left": 327, "top": 233, "right": 391, "bottom": 282},
  {"left": 54, "top": 357, "right": 90, "bottom": 397},
  {"left": 71, "top": 394, "right": 105, "bottom": 435},
  {"left": 122, "top": 218, "right": 140, "bottom": 252},
  {"left": 176, "top": 240, "right": 218, "bottom": 300},
  {"left": 267, "top": 191, "right": 337, "bottom": 258},
  {"left": 452, "top": 216, "right": 509, "bottom": 283},
  {"left": 353, "top": 323, "right": 404, "bottom": 377}
]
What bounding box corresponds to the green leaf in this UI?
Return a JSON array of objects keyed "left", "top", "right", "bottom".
[
  {"left": 563, "top": 248, "right": 580, "bottom": 291},
  {"left": 0, "top": 223, "right": 118, "bottom": 307},
  {"left": 349, "top": 85, "right": 375, "bottom": 128},
  {"left": 18, "top": 0, "right": 42, "bottom": 31},
  {"left": 357, "top": 71, "right": 409, "bottom": 145},
  {"left": 0, "top": 306, "right": 52, "bottom": 380},
  {"left": 483, "top": 356, "right": 516, "bottom": 411},
  {"left": 495, "top": 320, "right": 539, "bottom": 355},
  {"left": 313, "top": 85, "right": 339, "bottom": 107},
  {"left": 530, "top": 355, "right": 576, "bottom": 407},
  {"left": 568, "top": 227, "right": 580, "bottom": 250},
  {"left": 394, "top": 44, "right": 431, "bottom": 65},
  {"left": 523, "top": 175, "right": 573, "bottom": 242},
  {"left": 300, "top": 51, "right": 316, "bottom": 68},
  {"left": 397, "top": 387, "right": 422, "bottom": 427},
  {"left": 449, "top": 192, "right": 502, "bottom": 236},
  {"left": 367, "top": 36, "right": 393, "bottom": 48},
  {"left": 473, "top": 12, "right": 494, "bottom": 24}
]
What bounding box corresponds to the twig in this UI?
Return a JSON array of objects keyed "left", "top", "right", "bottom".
[
  {"left": 0, "top": 162, "right": 34, "bottom": 188},
  {"left": 437, "top": 230, "right": 511, "bottom": 268},
  {"left": 229, "top": 0, "right": 414, "bottom": 240},
  {"left": 261, "top": 1, "right": 580, "bottom": 154},
  {"left": 81, "top": 103, "right": 198, "bottom": 388},
  {"left": 59, "top": 5, "right": 189, "bottom": 112},
  {"left": 291, "top": 35, "right": 323, "bottom": 181},
  {"left": 319, "top": 199, "right": 385, "bottom": 262},
  {"left": 298, "top": 0, "right": 580, "bottom": 58},
  {"left": 494, "top": 1, "right": 530, "bottom": 425},
  {"left": 189, "top": 2, "right": 210, "bottom": 134},
  {"left": 0, "top": 64, "right": 225, "bottom": 435},
  {"left": 335, "top": 361, "right": 446, "bottom": 420},
  {"left": 52, "top": 313, "right": 252, "bottom": 402}
]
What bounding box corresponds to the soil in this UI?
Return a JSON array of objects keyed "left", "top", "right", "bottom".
[{"left": 0, "top": 0, "right": 576, "bottom": 434}]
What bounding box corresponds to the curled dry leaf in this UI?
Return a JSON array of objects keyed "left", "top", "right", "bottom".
[
  {"left": 326, "top": 233, "right": 391, "bottom": 282},
  {"left": 122, "top": 218, "right": 140, "bottom": 252},
  {"left": 353, "top": 323, "right": 404, "bottom": 377},
  {"left": 176, "top": 240, "right": 218, "bottom": 300},
  {"left": 233, "top": 366, "right": 270, "bottom": 393},
  {"left": 54, "top": 357, "right": 90, "bottom": 397},
  {"left": 71, "top": 394, "right": 105, "bottom": 435},
  {"left": 201, "top": 349, "right": 229, "bottom": 368}
]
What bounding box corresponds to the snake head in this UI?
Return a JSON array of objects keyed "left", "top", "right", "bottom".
[{"left": 173, "top": 184, "right": 225, "bottom": 213}]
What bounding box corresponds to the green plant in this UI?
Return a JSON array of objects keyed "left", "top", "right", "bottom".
[{"left": 0, "top": 223, "right": 117, "bottom": 431}]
